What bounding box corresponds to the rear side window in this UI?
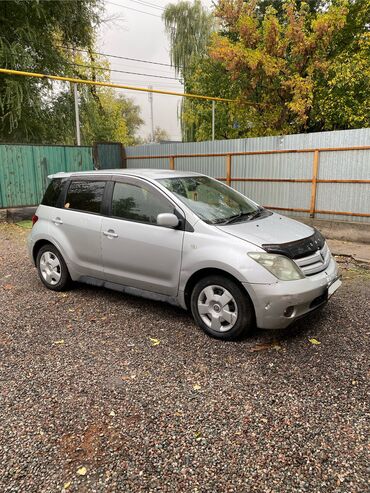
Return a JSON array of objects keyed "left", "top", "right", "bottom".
[
  {"left": 65, "top": 181, "right": 105, "bottom": 214},
  {"left": 111, "top": 181, "right": 174, "bottom": 224},
  {"left": 41, "top": 179, "right": 65, "bottom": 207}
]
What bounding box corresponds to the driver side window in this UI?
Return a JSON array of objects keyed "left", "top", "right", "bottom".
[{"left": 111, "top": 181, "right": 174, "bottom": 224}]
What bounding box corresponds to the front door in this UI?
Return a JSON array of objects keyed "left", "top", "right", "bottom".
[{"left": 101, "top": 178, "right": 184, "bottom": 296}]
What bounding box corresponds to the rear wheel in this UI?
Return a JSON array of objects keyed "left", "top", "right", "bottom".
[
  {"left": 36, "top": 244, "right": 71, "bottom": 291},
  {"left": 190, "top": 275, "right": 254, "bottom": 340}
]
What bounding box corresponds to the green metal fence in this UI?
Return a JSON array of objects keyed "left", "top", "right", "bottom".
[{"left": 0, "top": 142, "right": 124, "bottom": 208}]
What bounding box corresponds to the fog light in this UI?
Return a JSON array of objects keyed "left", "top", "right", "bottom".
[{"left": 284, "top": 306, "right": 295, "bottom": 317}]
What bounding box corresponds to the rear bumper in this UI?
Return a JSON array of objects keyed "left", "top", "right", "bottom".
[{"left": 243, "top": 256, "right": 341, "bottom": 329}]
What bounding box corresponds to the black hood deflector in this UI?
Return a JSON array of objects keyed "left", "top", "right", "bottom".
[{"left": 262, "top": 229, "right": 325, "bottom": 260}]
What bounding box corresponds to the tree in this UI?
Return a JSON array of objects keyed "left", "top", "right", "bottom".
[
  {"left": 163, "top": 0, "right": 215, "bottom": 140},
  {"left": 40, "top": 88, "right": 143, "bottom": 146},
  {"left": 208, "top": 0, "right": 370, "bottom": 136},
  {"left": 117, "top": 96, "right": 144, "bottom": 145},
  {"left": 163, "top": 0, "right": 215, "bottom": 79},
  {"left": 0, "top": 0, "right": 144, "bottom": 145},
  {"left": 182, "top": 58, "right": 240, "bottom": 141},
  {"left": 0, "top": 0, "right": 103, "bottom": 142},
  {"left": 143, "top": 127, "right": 170, "bottom": 143}
]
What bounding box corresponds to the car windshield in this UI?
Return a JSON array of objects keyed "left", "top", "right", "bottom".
[{"left": 158, "top": 175, "right": 260, "bottom": 224}]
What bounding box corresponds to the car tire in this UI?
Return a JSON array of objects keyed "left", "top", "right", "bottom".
[
  {"left": 36, "top": 244, "right": 71, "bottom": 291},
  {"left": 190, "top": 275, "right": 254, "bottom": 340}
]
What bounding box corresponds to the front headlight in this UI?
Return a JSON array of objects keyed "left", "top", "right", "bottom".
[{"left": 248, "top": 252, "right": 304, "bottom": 281}]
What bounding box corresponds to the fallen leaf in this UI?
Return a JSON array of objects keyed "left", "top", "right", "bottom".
[
  {"left": 149, "top": 337, "right": 160, "bottom": 346},
  {"left": 2, "top": 284, "right": 13, "bottom": 290},
  {"left": 63, "top": 481, "right": 71, "bottom": 490},
  {"left": 309, "top": 338, "right": 321, "bottom": 345},
  {"left": 193, "top": 384, "right": 201, "bottom": 390},
  {"left": 53, "top": 340, "right": 65, "bottom": 345},
  {"left": 76, "top": 466, "right": 87, "bottom": 476},
  {"left": 249, "top": 342, "right": 280, "bottom": 352},
  {"left": 109, "top": 410, "right": 116, "bottom": 417}
]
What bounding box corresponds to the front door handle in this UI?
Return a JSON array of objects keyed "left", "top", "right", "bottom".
[
  {"left": 103, "top": 229, "right": 118, "bottom": 238},
  {"left": 53, "top": 217, "right": 63, "bottom": 225}
]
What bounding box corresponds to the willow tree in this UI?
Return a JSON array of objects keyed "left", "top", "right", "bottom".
[
  {"left": 163, "top": 0, "right": 215, "bottom": 140},
  {"left": 0, "top": 0, "right": 103, "bottom": 142}
]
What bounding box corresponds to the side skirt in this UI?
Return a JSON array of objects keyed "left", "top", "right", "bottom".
[{"left": 79, "top": 276, "right": 182, "bottom": 308}]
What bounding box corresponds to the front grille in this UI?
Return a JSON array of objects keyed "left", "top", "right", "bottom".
[{"left": 294, "top": 242, "right": 331, "bottom": 276}]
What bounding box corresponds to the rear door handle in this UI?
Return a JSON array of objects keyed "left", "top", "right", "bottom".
[
  {"left": 53, "top": 217, "right": 63, "bottom": 225},
  {"left": 103, "top": 229, "right": 118, "bottom": 238}
]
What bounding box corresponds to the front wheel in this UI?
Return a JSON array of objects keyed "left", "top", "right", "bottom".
[
  {"left": 190, "top": 275, "right": 254, "bottom": 340},
  {"left": 36, "top": 244, "right": 71, "bottom": 291}
]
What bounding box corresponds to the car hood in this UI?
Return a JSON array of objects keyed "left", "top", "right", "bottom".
[{"left": 216, "top": 212, "right": 314, "bottom": 248}]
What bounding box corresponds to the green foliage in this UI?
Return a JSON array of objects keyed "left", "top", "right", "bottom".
[
  {"left": 0, "top": 0, "right": 103, "bottom": 140},
  {"left": 40, "top": 88, "right": 143, "bottom": 146},
  {"left": 144, "top": 127, "right": 170, "bottom": 143},
  {"left": 163, "top": 0, "right": 215, "bottom": 140},
  {"left": 184, "top": 0, "right": 370, "bottom": 139},
  {"left": 183, "top": 58, "right": 242, "bottom": 141},
  {"left": 0, "top": 0, "right": 143, "bottom": 145},
  {"left": 163, "top": 0, "right": 215, "bottom": 79}
]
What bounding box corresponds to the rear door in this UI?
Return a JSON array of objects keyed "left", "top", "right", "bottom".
[
  {"left": 49, "top": 177, "right": 108, "bottom": 279},
  {"left": 101, "top": 177, "right": 184, "bottom": 296}
]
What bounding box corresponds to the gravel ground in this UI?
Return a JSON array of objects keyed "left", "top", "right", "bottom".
[{"left": 0, "top": 223, "right": 369, "bottom": 493}]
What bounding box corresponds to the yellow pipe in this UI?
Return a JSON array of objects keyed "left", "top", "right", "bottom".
[{"left": 0, "top": 68, "right": 234, "bottom": 102}]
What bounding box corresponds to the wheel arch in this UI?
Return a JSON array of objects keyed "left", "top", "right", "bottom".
[
  {"left": 32, "top": 239, "right": 58, "bottom": 264},
  {"left": 183, "top": 267, "right": 255, "bottom": 317}
]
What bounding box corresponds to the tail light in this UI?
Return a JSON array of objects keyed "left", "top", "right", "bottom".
[{"left": 32, "top": 214, "right": 38, "bottom": 226}]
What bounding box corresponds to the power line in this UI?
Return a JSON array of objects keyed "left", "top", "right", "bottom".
[
  {"left": 72, "top": 62, "right": 181, "bottom": 81},
  {"left": 68, "top": 46, "right": 175, "bottom": 68},
  {"left": 106, "top": 1, "right": 162, "bottom": 17},
  {"left": 123, "top": 0, "right": 164, "bottom": 11}
]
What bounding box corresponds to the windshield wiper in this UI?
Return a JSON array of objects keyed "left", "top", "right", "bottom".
[
  {"left": 221, "top": 212, "right": 254, "bottom": 225},
  {"left": 246, "top": 207, "right": 264, "bottom": 221},
  {"left": 221, "top": 207, "right": 264, "bottom": 225}
]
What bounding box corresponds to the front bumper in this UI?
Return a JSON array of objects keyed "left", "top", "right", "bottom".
[{"left": 244, "top": 256, "right": 341, "bottom": 329}]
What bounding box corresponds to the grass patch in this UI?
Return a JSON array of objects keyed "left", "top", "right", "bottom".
[{"left": 16, "top": 220, "right": 32, "bottom": 229}]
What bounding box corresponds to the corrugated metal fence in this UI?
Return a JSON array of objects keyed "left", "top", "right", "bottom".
[
  {"left": 124, "top": 128, "right": 370, "bottom": 223},
  {"left": 0, "top": 144, "right": 94, "bottom": 208},
  {"left": 0, "top": 142, "right": 124, "bottom": 209}
]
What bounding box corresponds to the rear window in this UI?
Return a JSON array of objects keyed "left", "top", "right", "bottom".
[
  {"left": 41, "top": 179, "right": 65, "bottom": 207},
  {"left": 65, "top": 181, "right": 105, "bottom": 214}
]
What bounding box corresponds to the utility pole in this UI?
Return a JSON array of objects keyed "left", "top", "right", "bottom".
[
  {"left": 148, "top": 86, "right": 154, "bottom": 142},
  {"left": 73, "top": 82, "right": 81, "bottom": 146},
  {"left": 212, "top": 100, "right": 215, "bottom": 141},
  {"left": 72, "top": 48, "right": 81, "bottom": 146}
]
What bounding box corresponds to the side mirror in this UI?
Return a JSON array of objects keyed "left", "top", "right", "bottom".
[{"left": 157, "top": 213, "right": 179, "bottom": 228}]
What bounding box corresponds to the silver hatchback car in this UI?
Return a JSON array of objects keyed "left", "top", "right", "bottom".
[{"left": 28, "top": 169, "right": 341, "bottom": 340}]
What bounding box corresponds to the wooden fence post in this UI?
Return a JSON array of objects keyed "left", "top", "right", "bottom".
[
  {"left": 169, "top": 156, "right": 175, "bottom": 170},
  {"left": 226, "top": 154, "right": 232, "bottom": 187},
  {"left": 309, "top": 150, "right": 320, "bottom": 218}
]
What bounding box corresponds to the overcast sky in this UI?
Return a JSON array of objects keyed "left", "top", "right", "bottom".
[{"left": 97, "top": 0, "right": 212, "bottom": 141}]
